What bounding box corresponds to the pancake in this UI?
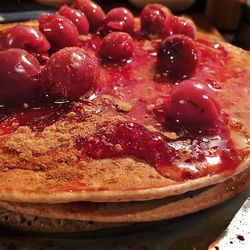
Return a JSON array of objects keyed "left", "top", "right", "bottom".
[
  {"left": 0, "top": 208, "right": 128, "bottom": 233},
  {"left": 0, "top": 168, "right": 249, "bottom": 226},
  {"left": 0, "top": 16, "right": 249, "bottom": 204}
]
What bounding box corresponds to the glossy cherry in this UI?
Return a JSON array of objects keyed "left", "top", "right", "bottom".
[
  {"left": 42, "top": 47, "right": 100, "bottom": 100},
  {"left": 167, "top": 80, "right": 221, "bottom": 126},
  {"left": 140, "top": 4, "right": 172, "bottom": 36},
  {"left": 38, "top": 13, "right": 79, "bottom": 50},
  {"left": 0, "top": 49, "right": 41, "bottom": 104},
  {"left": 99, "top": 32, "right": 134, "bottom": 62},
  {"left": 99, "top": 7, "right": 134, "bottom": 35},
  {"left": 0, "top": 24, "right": 50, "bottom": 54},
  {"left": 72, "top": 0, "right": 105, "bottom": 32},
  {"left": 157, "top": 34, "right": 200, "bottom": 79},
  {"left": 58, "top": 5, "right": 89, "bottom": 34},
  {"left": 163, "top": 16, "right": 196, "bottom": 39}
]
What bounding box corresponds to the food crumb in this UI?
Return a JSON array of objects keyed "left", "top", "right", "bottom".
[
  {"left": 114, "top": 100, "right": 132, "bottom": 113},
  {"left": 237, "top": 235, "right": 245, "bottom": 241},
  {"left": 114, "top": 144, "right": 123, "bottom": 152},
  {"left": 23, "top": 103, "right": 29, "bottom": 108},
  {"left": 147, "top": 104, "right": 155, "bottom": 112}
]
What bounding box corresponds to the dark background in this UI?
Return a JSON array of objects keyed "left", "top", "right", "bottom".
[
  {"left": 0, "top": 0, "right": 207, "bottom": 19},
  {"left": 0, "top": 0, "right": 249, "bottom": 49}
]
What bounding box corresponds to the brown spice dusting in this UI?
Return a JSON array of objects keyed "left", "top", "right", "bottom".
[
  {"left": 114, "top": 144, "right": 123, "bottom": 152},
  {"left": 0, "top": 104, "right": 124, "bottom": 173},
  {"left": 147, "top": 104, "right": 155, "bottom": 112},
  {"left": 145, "top": 125, "right": 159, "bottom": 133},
  {"left": 100, "top": 95, "right": 132, "bottom": 112},
  {"left": 155, "top": 98, "right": 164, "bottom": 106},
  {"left": 100, "top": 95, "right": 113, "bottom": 105},
  {"left": 179, "top": 149, "right": 192, "bottom": 161},
  {"left": 114, "top": 100, "right": 132, "bottom": 113},
  {"left": 46, "top": 162, "right": 85, "bottom": 183},
  {"left": 163, "top": 131, "right": 179, "bottom": 140},
  {"left": 229, "top": 119, "right": 243, "bottom": 130},
  {"left": 143, "top": 40, "right": 154, "bottom": 51}
]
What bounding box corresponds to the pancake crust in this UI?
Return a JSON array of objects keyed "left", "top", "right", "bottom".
[
  {"left": 0, "top": 21, "right": 249, "bottom": 203},
  {"left": 0, "top": 168, "right": 249, "bottom": 224}
]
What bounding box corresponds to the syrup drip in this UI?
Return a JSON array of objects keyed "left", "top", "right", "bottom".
[
  {"left": 0, "top": 105, "right": 68, "bottom": 135},
  {"left": 77, "top": 121, "right": 240, "bottom": 181},
  {"left": 0, "top": 99, "right": 94, "bottom": 135}
]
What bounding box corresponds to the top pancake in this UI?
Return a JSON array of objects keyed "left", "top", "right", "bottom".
[{"left": 0, "top": 21, "right": 249, "bottom": 203}]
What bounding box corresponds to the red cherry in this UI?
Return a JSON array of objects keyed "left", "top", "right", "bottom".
[
  {"left": 99, "top": 7, "right": 134, "bottom": 35},
  {"left": 58, "top": 5, "right": 89, "bottom": 35},
  {"left": 140, "top": 4, "right": 172, "bottom": 36},
  {"left": 42, "top": 47, "right": 100, "bottom": 100},
  {"left": 0, "top": 49, "right": 41, "bottom": 104},
  {"left": 163, "top": 16, "right": 196, "bottom": 39},
  {"left": 38, "top": 13, "right": 79, "bottom": 50},
  {"left": 157, "top": 35, "right": 200, "bottom": 79},
  {"left": 99, "top": 32, "right": 134, "bottom": 62},
  {"left": 72, "top": 0, "right": 105, "bottom": 32},
  {"left": 167, "top": 80, "right": 221, "bottom": 126},
  {"left": 0, "top": 24, "right": 50, "bottom": 55}
]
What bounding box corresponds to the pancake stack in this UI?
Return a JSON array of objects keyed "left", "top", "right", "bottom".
[
  {"left": 0, "top": 168, "right": 249, "bottom": 233},
  {"left": 0, "top": 10, "right": 249, "bottom": 233}
]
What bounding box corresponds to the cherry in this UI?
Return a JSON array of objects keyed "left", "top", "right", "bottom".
[
  {"left": 99, "top": 7, "right": 134, "bottom": 35},
  {"left": 157, "top": 35, "right": 200, "bottom": 79},
  {"left": 163, "top": 16, "right": 196, "bottom": 39},
  {"left": 0, "top": 49, "right": 41, "bottom": 104},
  {"left": 167, "top": 80, "right": 221, "bottom": 126},
  {"left": 99, "top": 32, "right": 134, "bottom": 62},
  {"left": 58, "top": 5, "right": 89, "bottom": 35},
  {"left": 42, "top": 47, "right": 100, "bottom": 100},
  {"left": 140, "top": 4, "right": 172, "bottom": 36},
  {"left": 0, "top": 24, "right": 50, "bottom": 55},
  {"left": 72, "top": 0, "right": 105, "bottom": 32},
  {"left": 38, "top": 13, "right": 79, "bottom": 50}
]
